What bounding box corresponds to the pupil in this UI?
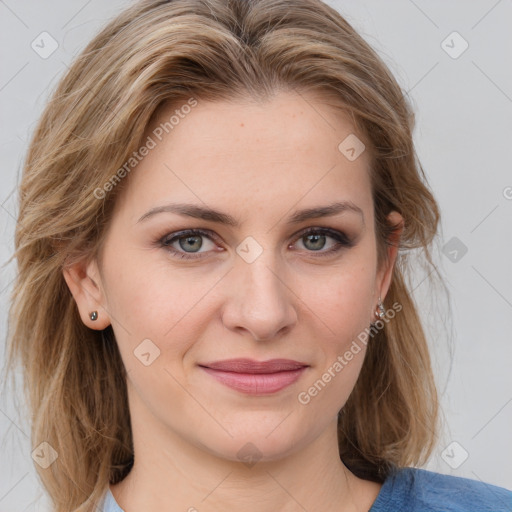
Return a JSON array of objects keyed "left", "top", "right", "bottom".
[
  {"left": 306, "top": 234, "right": 325, "bottom": 251},
  {"left": 180, "top": 235, "right": 202, "bottom": 252}
]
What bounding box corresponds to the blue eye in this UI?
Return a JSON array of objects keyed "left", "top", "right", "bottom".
[
  {"left": 159, "top": 227, "right": 354, "bottom": 260},
  {"left": 294, "top": 228, "right": 353, "bottom": 255},
  {"left": 160, "top": 229, "right": 218, "bottom": 259}
]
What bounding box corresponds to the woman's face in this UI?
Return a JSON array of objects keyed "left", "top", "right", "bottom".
[{"left": 67, "top": 91, "right": 401, "bottom": 464}]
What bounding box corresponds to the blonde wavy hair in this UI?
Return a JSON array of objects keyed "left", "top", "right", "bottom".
[{"left": 5, "top": 0, "right": 447, "bottom": 510}]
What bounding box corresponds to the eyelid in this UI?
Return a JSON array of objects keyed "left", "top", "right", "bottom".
[
  {"left": 160, "top": 228, "right": 221, "bottom": 258},
  {"left": 161, "top": 228, "right": 220, "bottom": 246},
  {"left": 292, "top": 226, "right": 352, "bottom": 244}
]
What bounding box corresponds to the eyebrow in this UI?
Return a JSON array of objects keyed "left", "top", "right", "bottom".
[{"left": 137, "top": 200, "right": 364, "bottom": 226}]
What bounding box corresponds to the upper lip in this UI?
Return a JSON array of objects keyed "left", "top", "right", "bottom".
[{"left": 199, "top": 358, "right": 308, "bottom": 374}]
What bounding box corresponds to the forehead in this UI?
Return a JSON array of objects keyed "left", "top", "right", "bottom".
[{"left": 116, "top": 91, "right": 373, "bottom": 225}]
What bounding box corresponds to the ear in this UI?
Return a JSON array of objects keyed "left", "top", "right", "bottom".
[
  {"left": 62, "top": 257, "right": 111, "bottom": 330},
  {"left": 374, "top": 210, "right": 404, "bottom": 306}
]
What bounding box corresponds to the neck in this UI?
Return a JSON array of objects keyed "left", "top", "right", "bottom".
[{"left": 110, "top": 417, "right": 381, "bottom": 512}]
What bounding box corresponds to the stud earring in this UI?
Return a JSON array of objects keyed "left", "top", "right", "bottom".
[
  {"left": 90, "top": 311, "right": 98, "bottom": 321},
  {"left": 375, "top": 297, "right": 385, "bottom": 319}
]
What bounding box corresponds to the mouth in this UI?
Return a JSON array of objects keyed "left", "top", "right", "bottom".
[{"left": 198, "top": 358, "right": 309, "bottom": 395}]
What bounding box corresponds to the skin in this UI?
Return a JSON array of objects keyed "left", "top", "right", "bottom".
[{"left": 64, "top": 90, "right": 403, "bottom": 512}]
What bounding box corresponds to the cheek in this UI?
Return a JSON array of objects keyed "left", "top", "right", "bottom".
[
  {"left": 317, "top": 268, "right": 373, "bottom": 318},
  {"left": 100, "top": 246, "right": 198, "bottom": 365},
  {"left": 295, "top": 264, "right": 375, "bottom": 415},
  {"left": 298, "top": 256, "right": 377, "bottom": 344}
]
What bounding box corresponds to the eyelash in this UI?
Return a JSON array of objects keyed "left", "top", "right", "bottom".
[{"left": 158, "top": 227, "right": 354, "bottom": 261}]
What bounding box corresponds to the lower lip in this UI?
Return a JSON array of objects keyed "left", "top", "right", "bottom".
[{"left": 200, "top": 367, "right": 307, "bottom": 394}]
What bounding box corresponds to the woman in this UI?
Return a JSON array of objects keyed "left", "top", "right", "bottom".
[{"left": 6, "top": 0, "right": 511, "bottom": 511}]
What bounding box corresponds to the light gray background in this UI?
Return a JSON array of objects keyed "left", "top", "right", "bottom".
[{"left": 1, "top": 1, "right": 511, "bottom": 510}]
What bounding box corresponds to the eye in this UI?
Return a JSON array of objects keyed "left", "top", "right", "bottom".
[
  {"left": 291, "top": 227, "right": 354, "bottom": 257},
  {"left": 160, "top": 229, "right": 220, "bottom": 260},
  {"left": 158, "top": 227, "right": 354, "bottom": 260}
]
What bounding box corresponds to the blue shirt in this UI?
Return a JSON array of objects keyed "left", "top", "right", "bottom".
[{"left": 100, "top": 467, "right": 512, "bottom": 511}]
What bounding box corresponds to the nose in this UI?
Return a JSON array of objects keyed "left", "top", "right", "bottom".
[{"left": 221, "top": 252, "right": 298, "bottom": 342}]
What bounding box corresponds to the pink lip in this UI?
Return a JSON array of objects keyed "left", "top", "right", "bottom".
[{"left": 199, "top": 358, "right": 309, "bottom": 395}]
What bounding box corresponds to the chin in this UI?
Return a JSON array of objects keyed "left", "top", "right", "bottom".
[{"left": 194, "top": 418, "right": 313, "bottom": 465}]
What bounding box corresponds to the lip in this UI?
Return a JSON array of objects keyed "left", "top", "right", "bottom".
[{"left": 199, "top": 358, "right": 309, "bottom": 395}]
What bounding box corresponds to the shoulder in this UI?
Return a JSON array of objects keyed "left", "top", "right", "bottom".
[{"left": 370, "top": 467, "right": 512, "bottom": 512}]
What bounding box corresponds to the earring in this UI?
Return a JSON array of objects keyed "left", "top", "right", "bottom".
[
  {"left": 375, "top": 297, "right": 385, "bottom": 319},
  {"left": 89, "top": 311, "right": 98, "bottom": 321}
]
